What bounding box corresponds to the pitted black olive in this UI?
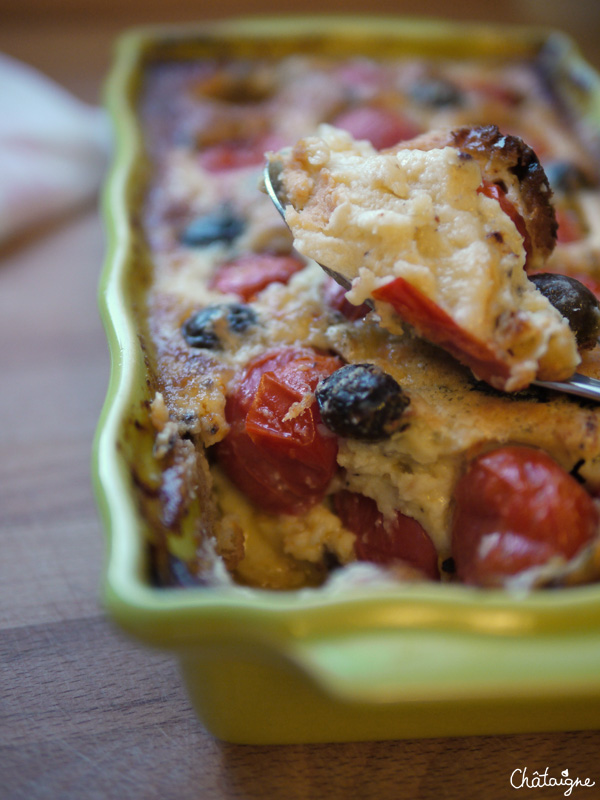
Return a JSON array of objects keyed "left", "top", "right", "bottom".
[
  {"left": 530, "top": 272, "right": 600, "bottom": 350},
  {"left": 410, "top": 78, "right": 463, "bottom": 108},
  {"left": 316, "top": 363, "right": 410, "bottom": 441},
  {"left": 180, "top": 206, "right": 244, "bottom": 247},
  {"left": 182, "top": 303, "right": 257, "bottom": 349},
  {"left": 543, "top": 161, "right": 592, "bottom": 194}
]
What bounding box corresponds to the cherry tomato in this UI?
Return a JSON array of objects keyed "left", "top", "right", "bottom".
[
  {"left": 334, "top": 491, "right": 439, "bottom": 579},
  {"left": 451, "top": 446, "right": 599, "bottom": 586},
  {"left": 323, "top": 276, "right": 370, "bottom": 321},
  {"left": 372, "top": 276, "right": 511, "bottom": 388},
  {"left": 477, "top": 180, "right": 532, "bottom": 265},
  {"left": 332, "top": 106, "right": 422, "bottom": 150},
  {"left": 215, "top": 347, "right": 343, "bottom": 514},
  {"left": 199, "top": 133, "right": 285, "bottom": 172},
  {"left": 211, "top": 253, "right": 305, "bottom": 301}
]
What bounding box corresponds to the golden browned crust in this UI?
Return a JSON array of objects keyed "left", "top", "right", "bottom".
[{"left": 451, "top": 125, "right": 557, "bottom": 267}]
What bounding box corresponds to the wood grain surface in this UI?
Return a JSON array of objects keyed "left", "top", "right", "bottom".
[{"left": 1, "top": 4, "right": 600, "bottom": 799}]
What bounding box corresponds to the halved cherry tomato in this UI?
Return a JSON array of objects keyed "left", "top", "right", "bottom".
[
  {"left": 211, "top": 253, "right": 305, "bottom": 301},
  {"left": 372, "top": 276, "right": 511, "bottom": 388},
  {"left": 215, "top": 347, "right": 343, "bottom": 514},
  {"left": 323, "top": 276, "right": 370, "bottom": 321},
  {"left": 334, "top": 491, "right": 439, "bottom": 579},
  {"left": 451, "top": 446, "right": 599, "bottom": 586},
  {"left": 332, "top": 106, "right": 422, "bottom": 150},
  {"left": 477, "top": 180, "right": 532, "bottom": 265}
]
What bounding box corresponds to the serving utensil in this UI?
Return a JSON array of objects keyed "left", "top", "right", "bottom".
[{"left": 264, "top": 159, "right": 600, "bottom": 403}]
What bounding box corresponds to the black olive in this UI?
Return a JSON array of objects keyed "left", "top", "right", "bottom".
[
  {"left": 410, "top": 78, "right": 463, "bottom": 108},
  {"left": 182, "top": 303, "right": 257, "bottom": 349},
  {"left": 316, "top": 363, "right": 410, "bottom": 441},
  {"left": 226, "top": 303, "right": 258, "bottom": 333},
  {"left": 543, "top": 161, "right": 592, "bottom": 194},
  {"left": 441, "top": 557, "right": 456, "bottom": 575},
  {"left": 180, "top": 206, "right": 244, "bottom": 247},
  {"left": 530, "top": 272, "right": 600, "bottom": 350}
]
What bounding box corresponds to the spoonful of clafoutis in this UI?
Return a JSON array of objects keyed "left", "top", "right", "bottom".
[{"left": 263, "top": 124, "right": 600, "bottom": 401}]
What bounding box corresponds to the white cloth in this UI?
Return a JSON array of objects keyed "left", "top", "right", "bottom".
[{"left": 0, "top": 53, "right": 111, "bottom": 243}]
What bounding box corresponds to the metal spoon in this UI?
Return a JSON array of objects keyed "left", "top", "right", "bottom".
[
  {"left": 263, "top": 159, "right": 357, "bottom": 293},
  {"left": 263, "top": 159, "right": 600, "bottom": 403}
]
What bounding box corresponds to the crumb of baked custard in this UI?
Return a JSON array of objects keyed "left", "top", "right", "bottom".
[
  {"left": 211, "top": 468, "right": 332, "bottom": 588},
  {"left": 150, "top": 391, "right": 169, "bottom": 431},
  {"left": 280, "top": 503, "right": 356, "bottom": 565},
  {"left": 277, "top": 124, "right": 580, "bottom": 391}
]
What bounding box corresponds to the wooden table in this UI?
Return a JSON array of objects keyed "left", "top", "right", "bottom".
[{"left": 2, "top": 6, "right": 600, "bottom": 798}]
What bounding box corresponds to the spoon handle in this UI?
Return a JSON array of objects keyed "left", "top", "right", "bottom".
[
  {"left": 533, "top": 373, "right": 600, "bottom": 401},
  {"left": 264, "top": 160, "right": 365, "bottom": 297}
]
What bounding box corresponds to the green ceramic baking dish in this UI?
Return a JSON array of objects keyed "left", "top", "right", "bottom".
[{"left": 93, "top": 15, "right": 600, "bottom": 744}]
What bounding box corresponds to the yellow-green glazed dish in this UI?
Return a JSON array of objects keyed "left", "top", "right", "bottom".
[{"left": 94, "top": 16, "right": 600, "bottom": 743}]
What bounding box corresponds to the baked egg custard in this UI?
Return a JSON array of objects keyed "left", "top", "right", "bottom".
[{"left": 136, "top": 49, "right": 600, "bottom": 592}]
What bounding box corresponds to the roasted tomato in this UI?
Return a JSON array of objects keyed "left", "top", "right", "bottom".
[
  {"left": 332, "top": 106, "right": 422, "bottom": 150},
  {"left": 199, "top": 133, "right": 285, "bottom": 172},
  {"left": 211, "top": 253, "right": 305, "bottom": 301},
  {"left": 464, "top": 79, "right": 523, "bottom": 108},
  {"left": 334, "top": 491, "right": 439, "bottom": 579},
  {"left": 451, "top": 446, "right": 599, "bottom": 586},
  {"left": 215, "top": 347, "right": 343, "bottom": 514},
  {"left": 372, "top": 276, "right": 511, "bottom": 388},
  {"left": 323, "top": 276, "right": 370, "bottom": 321}
]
